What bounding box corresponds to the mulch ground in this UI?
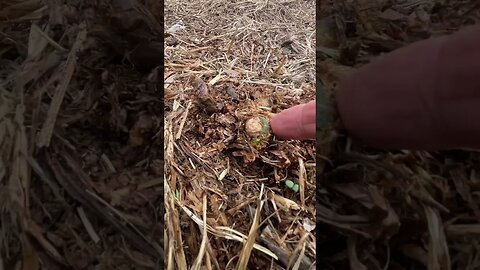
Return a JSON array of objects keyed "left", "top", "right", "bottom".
[{"left": 164, "top": 1, "right": 316, "bottom": 269}]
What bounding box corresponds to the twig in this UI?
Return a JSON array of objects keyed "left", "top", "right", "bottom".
[
  {"left": 237, "top": 184, "right": 265, "bottom": 270},
  {"left": 77, "top": 207, "right": 100, "bottom": 244},
  {"left": 191, "top": 192, "right": 208, "bottom": 270},
  {"left": 175, "top": 101, "right": 191, "bottom": 140},
  {"left": 37, "top": 24, "right": 87, "bottom": 148}
]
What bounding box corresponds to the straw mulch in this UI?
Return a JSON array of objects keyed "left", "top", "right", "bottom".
[
  {"left": 318, "top": 1, "right": 480, "bottom": 269},
  {"left": 164, "top": 0, "right": 316, "bottom": 269},
  {"left": 1, "top": 0, "right": 164, "bottom": 269}
]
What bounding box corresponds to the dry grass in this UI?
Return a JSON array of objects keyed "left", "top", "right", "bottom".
[{"left": 164, "top": 0, "right": 316, "bottom": 269}]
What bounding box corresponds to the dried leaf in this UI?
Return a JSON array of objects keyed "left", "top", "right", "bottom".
[{"left": 191, "top": 77, "right": 222, "bottom": 114}]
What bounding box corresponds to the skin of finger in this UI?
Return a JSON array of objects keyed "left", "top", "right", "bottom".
[
  {"left": 271, "top": 100, "right": 316, "bottom": 140},
  {"left": 336, "top": 24, "right": 480, "bottom": 150}
]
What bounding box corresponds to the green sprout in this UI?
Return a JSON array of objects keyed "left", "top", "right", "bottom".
[
  {"left": 285, "top": 179, "right": 299, "bottom": 192},
  {"left": 259, "top": 116, "right": 270, "bottom": 134},
  {"left": 250, "top": 138, "right": 264, "bottom": 146}
]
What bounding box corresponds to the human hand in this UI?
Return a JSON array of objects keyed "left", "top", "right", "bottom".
[
  {"left": 270, "top": 100, "right": 316, "bottom": 140},
  {"left": 337, "top": 24, "right": 480, "bottom": 150}
]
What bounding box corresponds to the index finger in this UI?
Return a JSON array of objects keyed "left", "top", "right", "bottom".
[{"left": 270, "top": 100, "right": 316, "bottom": 140}]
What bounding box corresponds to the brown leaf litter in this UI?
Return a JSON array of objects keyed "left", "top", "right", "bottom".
[
  {"left": 318, "top": 1, "right": 480, "bottom": 269},
  {"left": 165, "top": 0, "right": 316, "bottom": 269},
  {"left": 1, "top": 0, "right": 164, "bottom": 269}
]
